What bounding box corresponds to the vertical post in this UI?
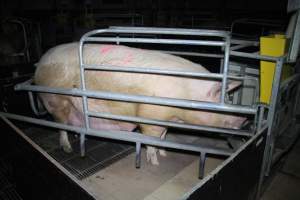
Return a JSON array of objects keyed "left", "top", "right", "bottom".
[
  {"left": 135, "top": 142, "right": 141, "bottom": 168},
  {"left": 78, "top": 39, "right": 90, "bottom": 157},
  {"left": 255, "top": 105, "right": 266, "bottom": 200},
  {"left": 199, "top": 153, "right": 206, "bottom": 179},
  {"left": 237, "top": 66, "right": 246, "bottom": 105},
  {"left": 220, "top": 35, "right": 231, "bottom": 104},
  {"left": 255, "top": 58, "right": 284, "bottom": 200},
  {"left": 257, "top": 105, "right": 266, "bottom": 132},
  {"left": 220, "top": 59, "right": 224, "bottom": 73},
  {"left": 264, "top": 57, "right": 284, "bottom": 175}
]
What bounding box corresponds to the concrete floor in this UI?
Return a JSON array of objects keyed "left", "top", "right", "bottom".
[
  {"left": 261, "top": 138, "right": 300, "bottom": 200},
  {"left": 82, "top": 149, "right": 223, "bottom": 200},
  {"left": 81, "top": 132, "right": 226, "bottom": 200}
]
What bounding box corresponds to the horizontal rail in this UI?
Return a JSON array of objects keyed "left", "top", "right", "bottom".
[
  {"left": 88, "top": 111, "right": 252, "bottom": 137},
  {"left": 104, "top": 26, "right": 230, "bottom": 37},
  {"left": 83, "top": 64, "right": 259, "bottom": 82},
  {"left": 231, "top": 39, "right": 259, "bottom": 46},
  {"left": 230, "top": 50, "right": 282, "bottom": 61},
  {"left": 15, "top": 80, "right": 257, "bottom": 115},
  {"left": 83, "top": 37, "right": 226, "bottom": 47},
  {"left": 159, "top": 50, "right": 224, "bottom": 58},
  {"left": 84, "top": 64, "right": 224, "bottom": 79},
  {"left": 0, "top": 112, "right": 233, "bottom": 156},
  {"left": 230, "top": 44, "right": 253, "bottom": 51}
]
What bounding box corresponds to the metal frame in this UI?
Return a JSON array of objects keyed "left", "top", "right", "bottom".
[
  {"left": 77, "top": 27, "right": 261, "bottom": 178},
  {"left": 1, "top": 19, "right": 30, "bottom": 63},
  {"left": 0, "top": 26, "right": 296, "bottom": 184}
]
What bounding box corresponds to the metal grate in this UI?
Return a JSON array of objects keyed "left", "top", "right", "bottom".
[{"left": 24, "top": 126, "right": 134, "bottom": 180}]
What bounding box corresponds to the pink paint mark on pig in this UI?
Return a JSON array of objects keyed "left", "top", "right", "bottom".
[
  {"left": 122, "top": 52, "right": 133, "bottom": 65},
  {"left": 100, "top": 45, "right": 115, "bottom": 54}
]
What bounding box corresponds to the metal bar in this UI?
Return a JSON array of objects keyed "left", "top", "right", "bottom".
[
  {"left": 88, "top": 111, "right": 252, "bottom": 137},
  {"left": 15, "top": 82, "right": 257, "bottom": 115},
  {"left": 83, "top": 37, "right": 226, "bottom": 47},
  {"left": 28, "top": 91, "right": 47, "bottom": 116},
  {"left": 230, "top": 50, "right": 282, "bottom": 61},
  {"left": 265, "top": 58, "right": 285, "bottom": 175},
  {"left": 159, "top": 50, "right": 224, "bottom": 58},
  {"left": 261, "top": 58, "right": 284, "bottom": 178},
  {"left": 220, "top": 35, "right": 231, "bottom": 104},
  {"left": 135, "top": 142, "right": 141, "bottom": 168},
  {"left": 257, "top": 106, "right": 266, "bottom": 131},
  {"left": 80, "top": 133, "right": 85, "bottom": 157},
  {"left": 84, "top": 64, "right": 224, "bottom": 79},
  {"left": 0, "top": 112, "right": 233, "bottom": 156},
  {"left": 231, "top": 39, "right": 259, "bottom": 46},
  {"left": 183, "top": 124, "right": 268, "bottom": 200},
  {"left": 230, "top": 44, "right": 252, "bottom": 51},
  {"left": 79, "top": 40, "right": 89, "bottom": 157},
  {"left": 84, "top": 64, "right": 258, "bottom": 82},
  {"left": 199, "top": 153, "right": 206, "bottom": 179},
  {"left": 108, "top": 26, "right": 230, "bottom": 37}
]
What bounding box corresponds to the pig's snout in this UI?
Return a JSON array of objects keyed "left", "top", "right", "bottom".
[{"left": 224, "top": 116, "right": 248, "bottom": 129}]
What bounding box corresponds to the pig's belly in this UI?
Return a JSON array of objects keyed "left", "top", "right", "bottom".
[{"left": 67, "top": 106, "right": 137, "bottom": 132}]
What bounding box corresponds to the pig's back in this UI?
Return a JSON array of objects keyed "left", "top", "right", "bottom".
[{"left": 35, "top": 43, "right": 214, "bottom": 101}]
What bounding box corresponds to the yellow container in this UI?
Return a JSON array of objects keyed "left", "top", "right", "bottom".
[{"left": 260, "top": 34, "right": 289, "bottom": 104}]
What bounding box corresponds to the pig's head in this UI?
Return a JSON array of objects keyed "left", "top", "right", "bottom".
[{"left": 207, "top": 81, "right": 247, "bottom": 129}]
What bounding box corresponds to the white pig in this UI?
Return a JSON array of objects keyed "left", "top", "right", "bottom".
[{"left": 34, "top": 43, "right": 246, "bottom": 165}]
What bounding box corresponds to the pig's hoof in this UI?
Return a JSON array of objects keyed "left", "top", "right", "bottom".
[
  {"left": 62, "top": 144, "right": 73, "bottom": 153},
  {"left": 159, "top": 149, "right": 167, "bottom": 157},
  {"left": 146, "top": 147, "right": 159, "bottom": 165}
]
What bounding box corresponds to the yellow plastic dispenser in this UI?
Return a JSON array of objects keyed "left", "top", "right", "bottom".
[{"left": 260, "top": 34, "right": 289, "bottom": 104}]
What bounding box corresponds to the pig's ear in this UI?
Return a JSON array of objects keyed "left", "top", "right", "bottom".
[
  {"left": 227, "top": 81, "right": 242, "bottom": 93},
  {"left": 207, "top": 81, "right": 242, "bottom": 98}
]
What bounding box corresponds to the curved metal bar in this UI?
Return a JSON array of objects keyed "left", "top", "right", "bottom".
[{"left": 0, "top": 112, "right": 233, "bottom": 156}]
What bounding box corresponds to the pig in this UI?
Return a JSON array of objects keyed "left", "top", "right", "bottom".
[{"left": 34, "top": 42, "right": 246, "bottom": 165}]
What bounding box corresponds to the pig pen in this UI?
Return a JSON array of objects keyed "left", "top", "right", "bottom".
[{"left": 0, "top": 26, "right": 299, "bottom": 200}]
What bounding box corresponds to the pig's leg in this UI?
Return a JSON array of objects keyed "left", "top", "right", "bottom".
[
  {"left": 158, "top": 130, "right": 167, "bottom": 157},
  {"left": 140, "top": 125, "right": 166, "bottom": 165},
  {"left": 41, "top": 95, "right": 74, "bottom": 153},
  {"left": 59, "top": 130, "right": 73, "bottom": 153},
  {"left": 158, "top": 117, "right": 184, "bottom": 157}
]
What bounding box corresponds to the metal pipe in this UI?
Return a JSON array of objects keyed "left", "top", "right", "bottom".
[
  {"left": 199, "top": 153, "right": 206, "bottom": 179},
  {"left": 135, "top": 142, "right": 141, "bottom": 168},
  {"left": 230, "top": 51, "right": 282, "bottom": 62},
  {"left": 15, "top": 82, "right": 257, "bottom": 115},
  {"left": 78, "top": 40, "right": 89, "bottom": 157},
  {"left": 259, "top": 58, "right": 284, "bottom": 178},
  {"left": 159, "top": 50, "right": 224, "bottom": 58},
  {"left": 220, "top": 35, "right": 231, "bottom": 104},
  {"left": 84, "top": 64, "right": 258, "bottom": 82},
  {"left": 28, "top": 91, "right": 47, "bottom": 116},
  {"left": 265, "top": 58, "right": 285, "bottom": 175},
  {"left": 84, "top": 64, "right": 225, "bottom": 79},
  {"left": 88, "top": 111, "right": 252, "bottom": 137},
  {"left": 0, "top": 112, "right": 233, "bottom": 156},
  {"left": 230, "top": 44, "right": 253, "bottom": 51},
  {"left": 108, "top": 26, "right": 230, "bottom": 37},
  {"left": 231, "top": 39, "right": 259, "bottom": 46},
  {"left": 183, "top": 124, "right": 268, "bottom": 200},
  {"left": 83, "top": 37, "right": 226, "bottom": 47}
]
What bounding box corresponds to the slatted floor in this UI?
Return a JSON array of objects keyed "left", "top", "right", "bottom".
[{"left": 23, "top": 126, "right": 134, "bottom": 179}]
